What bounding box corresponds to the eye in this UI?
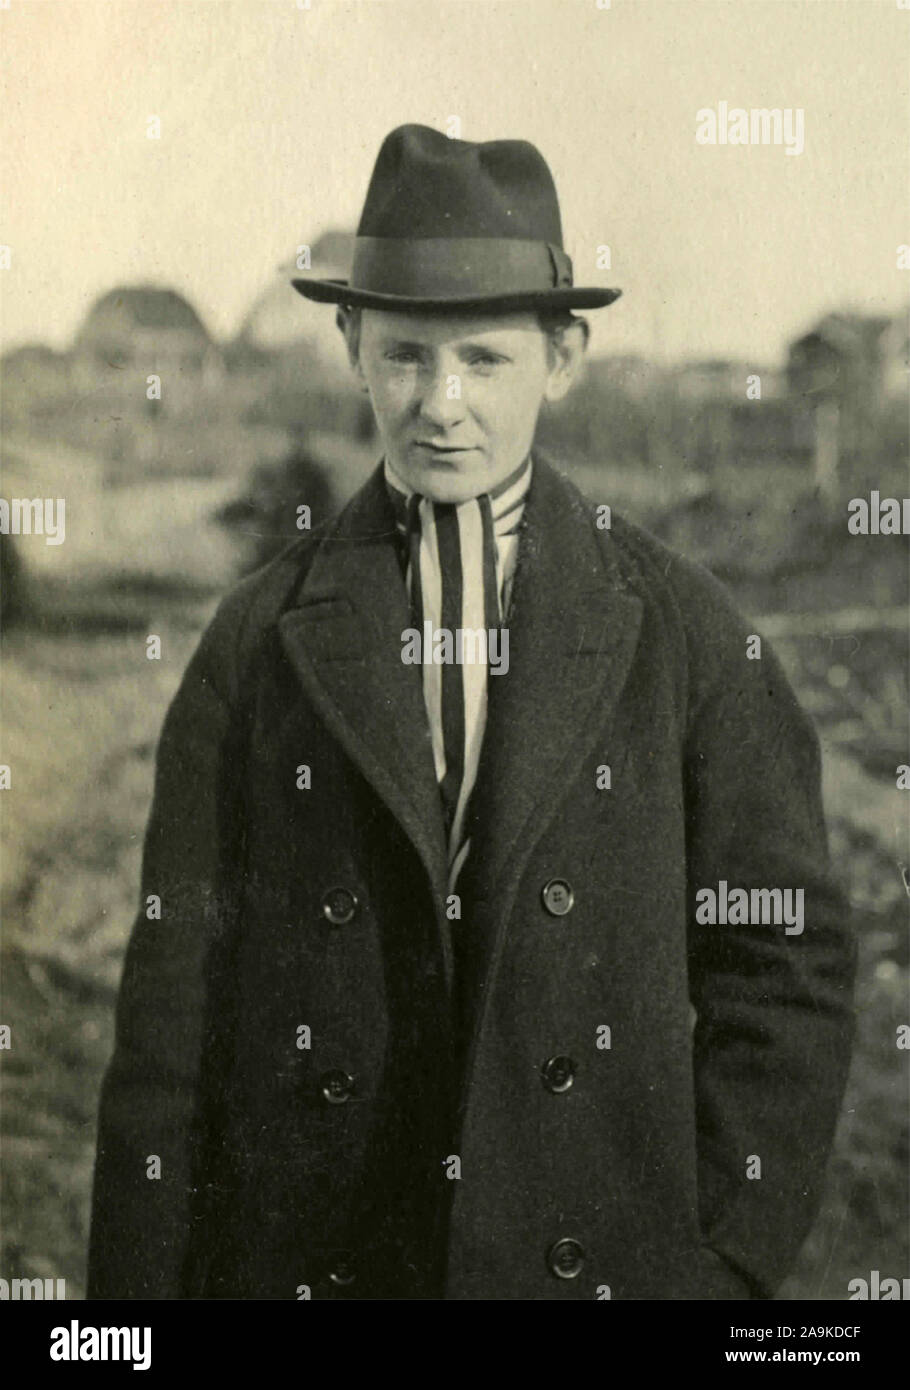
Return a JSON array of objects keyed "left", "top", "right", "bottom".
[
  {"left": 383, "top": 349, "right": 420, "bottom": 365},
  {"left": 468, "top": 352, "right": 505, "bottom": 368}
]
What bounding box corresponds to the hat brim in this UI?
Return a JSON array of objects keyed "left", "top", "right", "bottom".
[{"left": 291, "top": 276, "right": 621, "bottom": 312}]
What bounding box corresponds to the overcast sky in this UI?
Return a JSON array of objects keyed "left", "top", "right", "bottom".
[{"left": 1, "top": 0, "right": 907, "bottom": 365}]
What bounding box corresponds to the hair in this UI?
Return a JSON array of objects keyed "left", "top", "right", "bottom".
[
  {"left": 536, "top": 308, "right": 581, "bottom": 335},
  {"left": 336, "top": 304, "right": 586, "bottom": 362}
]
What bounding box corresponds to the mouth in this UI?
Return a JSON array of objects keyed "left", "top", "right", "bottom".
[{"left": 414, "top": 442, "right": 478, "bottom": 456}]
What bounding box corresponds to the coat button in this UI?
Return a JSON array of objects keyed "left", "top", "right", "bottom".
[
  {"left": 327, "top": 1251, "right": 356, "bottom": 1286},
  {"left": 320, "top": 1069, "right": 355, "bottom": 1104},
  {"left": 322, "top": 886, "right": 358, "bottom": 925},
  {"left": 541, "top": 879, "right": 574, "bottom": 916},
  {"left": 541, "top": 1055, "right": 575, "bottom": 1093},
  {"left": 547, "top": 1237, "right": 586, "bottom": 1280}
]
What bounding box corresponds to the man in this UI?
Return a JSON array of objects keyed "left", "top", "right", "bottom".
[{"left": 87, "top": 124, "right": 856, "bottom": 1301}]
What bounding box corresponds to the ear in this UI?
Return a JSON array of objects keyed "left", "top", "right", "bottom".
[
  {"left": 543, "top": 319, "right": 589, "bottom": 403},
  {"left": 335, "top": 305, "right": 366, "bottom": 381}
]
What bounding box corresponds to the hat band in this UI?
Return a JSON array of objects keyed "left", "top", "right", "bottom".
[{"left": 349, "top": 236, "right": 573, "bottom": 299}]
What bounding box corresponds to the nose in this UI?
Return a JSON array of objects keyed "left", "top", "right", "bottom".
[{"left": 415, "top": 365, "right": 465, "bottom": 429}]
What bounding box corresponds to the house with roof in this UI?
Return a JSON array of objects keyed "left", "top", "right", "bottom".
[{"left": 71, "top": 285, "right": 223, "bottom": 418}]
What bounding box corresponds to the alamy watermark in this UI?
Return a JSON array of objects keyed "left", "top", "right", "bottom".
[
  {"left": 696, "top": 103, "right": 805, "bottom": 156},
  {"left": 1, "top": 1276, "right": 66, "bottom": 1299},
  {"left": 401, "top": 622, "right": 509, "bottom": 675},
  {"left": 0, "top": 497, "right": 65, "bottom": 545},
  {"left": 695, "top": 882, "right": 805, "bottom": 935},
  {"left": 50, "top": 1321, "right": 151, "bottom": 1371},
  {"left": 847, "top": 492, "right": 909, "bottom": 535},
  {"left": 847, "top": 1271, "right": 909, "bottom": 1299}
]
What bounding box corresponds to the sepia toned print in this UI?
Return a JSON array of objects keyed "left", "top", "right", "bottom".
[{"left": 0, "top": 0, "right": 907, "bottom": 1314}]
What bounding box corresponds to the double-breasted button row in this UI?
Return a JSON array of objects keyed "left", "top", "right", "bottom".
[
  {"left": 541, "top": 878, "right": 574, "bottom": 917},
  {"left": 547, "top": 1238, "right": 586, "bottom": 1280},
  {"left": 321, "top": 886, "right": 358, "bottom": 925},
  {"left": 320, "top": 1068, "right": 356, "bottom": 1104}
]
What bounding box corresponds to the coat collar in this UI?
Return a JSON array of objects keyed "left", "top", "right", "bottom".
[{"left": 277, "top": 454, "right": 644, "bottom": 999}]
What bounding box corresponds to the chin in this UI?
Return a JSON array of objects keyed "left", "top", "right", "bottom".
[
  {"left": 398, "top": 458, "right": 489, "bottom": 504},
  {"left": 418, "top": 474, "right": 486, "bottom": 505}
]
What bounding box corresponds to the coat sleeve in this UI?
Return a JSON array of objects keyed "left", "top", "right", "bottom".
[
  {"left": 681, "top": 576, "right": 857, "bottom": 1300},
  {"left": 86, "top": 589, "right": 249, "bottom": 1299}
]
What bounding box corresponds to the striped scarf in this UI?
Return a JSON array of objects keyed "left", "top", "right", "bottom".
[{"left": 384, "top": 454, "right": 532, "bottom": 894}]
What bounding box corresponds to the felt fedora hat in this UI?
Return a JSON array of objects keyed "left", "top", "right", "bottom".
[{"left": 291, "top": 124, "right": 621, "bottom": 312}]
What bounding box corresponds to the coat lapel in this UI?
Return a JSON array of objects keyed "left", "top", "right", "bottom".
[
  {"left": 454, "top": 456, "right": 644, "bottom": 1056},
  {"left": 276, "top": 454, "right": 645, "bottom": 1023},
  {"left": 277, "top": 467, "right": 453, "bottom": 979}
]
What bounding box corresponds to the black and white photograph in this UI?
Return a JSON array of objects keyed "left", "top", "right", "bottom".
[{"left": 0, "top": 0, "right": 908, "bottom": 1349}]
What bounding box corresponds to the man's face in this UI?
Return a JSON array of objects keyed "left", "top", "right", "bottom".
[{"left": 350, "top": 309, "right": 571, "bottom": 503}]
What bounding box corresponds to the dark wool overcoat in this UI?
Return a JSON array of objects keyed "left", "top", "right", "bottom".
[{"left": 87, "top": 455, "right": 856, "bottom": 1301}]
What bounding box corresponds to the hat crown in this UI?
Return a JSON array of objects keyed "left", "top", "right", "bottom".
[{"left": 357, "top": 124, "right": 564, "bottom": 245}]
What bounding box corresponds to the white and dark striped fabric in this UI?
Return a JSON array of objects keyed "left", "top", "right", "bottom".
[{"left": 384, "top": 454, "right": 532, "bottom": 893}]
